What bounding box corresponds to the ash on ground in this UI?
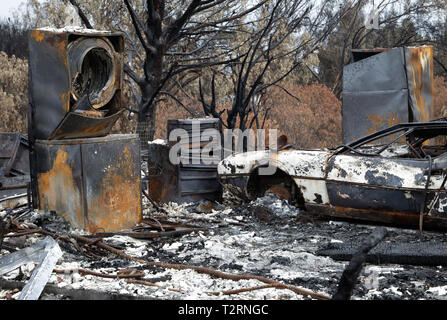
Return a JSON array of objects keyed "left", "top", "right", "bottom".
[{"left": 2, "top": 190, "right": 447, "bottom": 300}]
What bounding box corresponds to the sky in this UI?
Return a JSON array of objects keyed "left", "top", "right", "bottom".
[{"left": 0, "top": 0, "right": 25, "bottom": 20}]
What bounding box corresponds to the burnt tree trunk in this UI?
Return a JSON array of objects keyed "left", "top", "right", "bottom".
[
  {"left": 138, "top": 76, "right": 162, "bottom": 146},
  {"left": 136, "top": 0, "right": 165, "bottom": 145}
]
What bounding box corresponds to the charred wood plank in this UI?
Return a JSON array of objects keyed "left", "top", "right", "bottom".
[
  {"left": 92, "top": 228, "right": 206, "bottom": 240},
  {"left": 332, "top": 227, "right": 388, "bottom": 300}
]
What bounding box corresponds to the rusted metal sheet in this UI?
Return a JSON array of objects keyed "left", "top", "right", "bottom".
[
  {"left": 178, "top": 164, "right": 221, "bottom": 200},
  {"left": 50, "top": 110, "right": 124, "bottom": 140},
  {"left": 148, "top": 119, "right": 222, "bottom": 204},
  {"left": 147, "top": 143, "right": 178, "bottom": 203},
  {"left": 147, "top": 146, "right": 222, "bottom": 204},
  {"left": 343, "top": 46, "right": 434, "bottom": 143},
  {"left": 35, "top": 135, "right": 142, "bottom": 233},
  {"left": 28, "top": 28, "right": 124, "bottom": 141},
  {"left": 0, "top": 133, "right": 30, "bottom": 209},
  {"left": 406, "top": 46, "right": 434, "bottom": 123}
]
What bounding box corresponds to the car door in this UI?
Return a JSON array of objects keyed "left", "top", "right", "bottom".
[{"left": 325, "top": 153, "right": 445, "bottom": 214}]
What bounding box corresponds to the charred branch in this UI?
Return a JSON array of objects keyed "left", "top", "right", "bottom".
[
  {"left": 66, "top": 0, "right": 94, "bottom": 29},
  {"left": 199, "top": 74, "right": 225, "bottom": 123},
  {"left": 123, "top": 0, "right": 156, "bottom": 55},
  {"left": 332, "top": 227, "right": 388, "bottom": 300}
]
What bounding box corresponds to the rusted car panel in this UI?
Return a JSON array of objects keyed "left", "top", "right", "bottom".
[
  {"left": 342, "top": 46, "right": 433, "bottom": 143},
  {"left": 35, "top": 135, "right": 142, "bottom": 233},
  {"left": 28, "top": 28, "right": 124, "bottom": 141},
  {"left": 218, "top": 121, "right": 447, "bottom": 230}
]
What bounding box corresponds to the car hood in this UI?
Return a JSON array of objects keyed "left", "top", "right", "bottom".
[{"left": 218, "top": 149, "right": 332, "bottom": 178}]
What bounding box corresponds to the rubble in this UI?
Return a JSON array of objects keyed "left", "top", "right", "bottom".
[
  {"left": 0, "top": 133, "right": 30, "bottom": 210},
  {"left": 0, "top": 236, "right": 62, "bottom": 300},
  {"left": 2, "top": 192, "right": 447, "bottom": 300}
]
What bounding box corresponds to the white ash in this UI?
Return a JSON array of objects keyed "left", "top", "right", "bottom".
[
  {"left": 148, "top": 139, "right": 167, "bottom": 146},
  {"left": 427, "top": 285, "right": 447, "bottom": 297},
  {"left": 249, "top": 193, "right": 299, "bottom": 217}
]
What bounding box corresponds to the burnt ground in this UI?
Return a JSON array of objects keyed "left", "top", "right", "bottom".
[{"left": 2, "top": 191, "right": 447, "bottom": 300}]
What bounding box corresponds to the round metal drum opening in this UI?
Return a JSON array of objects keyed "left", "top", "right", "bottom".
[{"left": 68, "top": 37, "right": 117, "bottom": 109}]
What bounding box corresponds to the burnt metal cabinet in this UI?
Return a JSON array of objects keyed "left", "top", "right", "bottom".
[
  {"left": 147, "top": 119, "right": 222, "bottom": 204},
  {"left": 35, "top": 135, "right": 142, "bottom": 233}
]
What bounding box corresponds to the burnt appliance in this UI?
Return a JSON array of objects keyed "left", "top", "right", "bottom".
[{"left": 28, "top": 27, "right": 141, "bottom": 232}]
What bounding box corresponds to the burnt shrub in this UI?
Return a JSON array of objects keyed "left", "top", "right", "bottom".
[{"left": 0, "top": 51, "right": 28, "bottom": 133}]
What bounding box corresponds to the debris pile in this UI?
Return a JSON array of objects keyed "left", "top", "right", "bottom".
[
  {"left": 0, "top": 133, "right": 30, "bottom": 210},
  {"left": 2, "top": 190, "right": 447, "bottom": 300}
]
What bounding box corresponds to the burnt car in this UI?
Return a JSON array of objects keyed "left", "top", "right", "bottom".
[{"left": 217, "top": 121, "right": 447, "bottom": 230}]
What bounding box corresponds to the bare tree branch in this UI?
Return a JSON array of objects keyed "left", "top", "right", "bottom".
[
  {"left": 159, "top": 90, "right": 198, "bottom": 116},
  {"left": 67, "top": 0, "right": 94, "bottom": 29},
  {"left": 123, "top": 0, "right": 157, "bottom": 54}
]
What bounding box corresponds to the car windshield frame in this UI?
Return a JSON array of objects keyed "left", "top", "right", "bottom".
[{"left": 332, "top": 121, "right": 447, "bottom": 158}]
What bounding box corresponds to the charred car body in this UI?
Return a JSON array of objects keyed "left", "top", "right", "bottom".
[{"left": 218, "top": 121, "right": 447, "bottom": 230}]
